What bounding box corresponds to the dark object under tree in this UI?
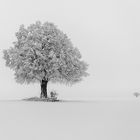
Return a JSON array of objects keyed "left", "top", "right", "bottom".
[{"left": 3, "top": 21, "right": 89, "bottom": 99}]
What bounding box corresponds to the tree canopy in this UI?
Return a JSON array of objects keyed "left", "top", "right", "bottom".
[{"left": 3, "top": 21, "right": 89, "bottom": 85}]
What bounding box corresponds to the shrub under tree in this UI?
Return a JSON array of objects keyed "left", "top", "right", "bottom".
[{"left": 3, "top": 21, "right": 89, "bottom": 99}]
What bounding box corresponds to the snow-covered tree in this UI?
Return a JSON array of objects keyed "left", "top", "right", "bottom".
[{"left": 3, "top": 21, "right": 89, "bottom": 98}]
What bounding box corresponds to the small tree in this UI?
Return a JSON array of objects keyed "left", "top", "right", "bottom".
[
  {"left": 133, "top": 92, "right": 140, "bottom": 98},
  {"left": 3, "top": 21, "right": 89, "bottom": 98}
]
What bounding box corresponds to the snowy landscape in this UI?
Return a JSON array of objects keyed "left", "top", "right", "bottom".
[
  {"left": 0, "top": 99, "right": 139, "bottom": 140},
  {"left": 0, "top": 0, "right": 140, "bottom": 139}
]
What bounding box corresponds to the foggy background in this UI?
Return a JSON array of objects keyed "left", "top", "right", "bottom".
[{"left": 0, "top": 0, "right": 140, "bottom": 100}]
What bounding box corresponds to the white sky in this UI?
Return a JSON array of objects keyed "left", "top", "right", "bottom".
[{"left": 0, "top": 0, "right": 140, "bottom": 100}]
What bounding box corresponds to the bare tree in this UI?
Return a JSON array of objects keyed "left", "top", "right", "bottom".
[{"left": 3, "top": 21, "right": 89, "bottom": 98}]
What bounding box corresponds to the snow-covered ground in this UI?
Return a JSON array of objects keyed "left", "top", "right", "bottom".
[{"left": 0, "top": 99, "right": 140, "bottom": 140}]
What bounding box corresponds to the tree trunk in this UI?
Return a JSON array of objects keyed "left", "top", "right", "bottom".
[{"left": 40, "top": 79, "right": 48, "bottom": 98}]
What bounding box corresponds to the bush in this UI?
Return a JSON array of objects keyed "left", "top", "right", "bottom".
[{"left": 50, "top": 90, "right": 58, "bottom": 101}]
